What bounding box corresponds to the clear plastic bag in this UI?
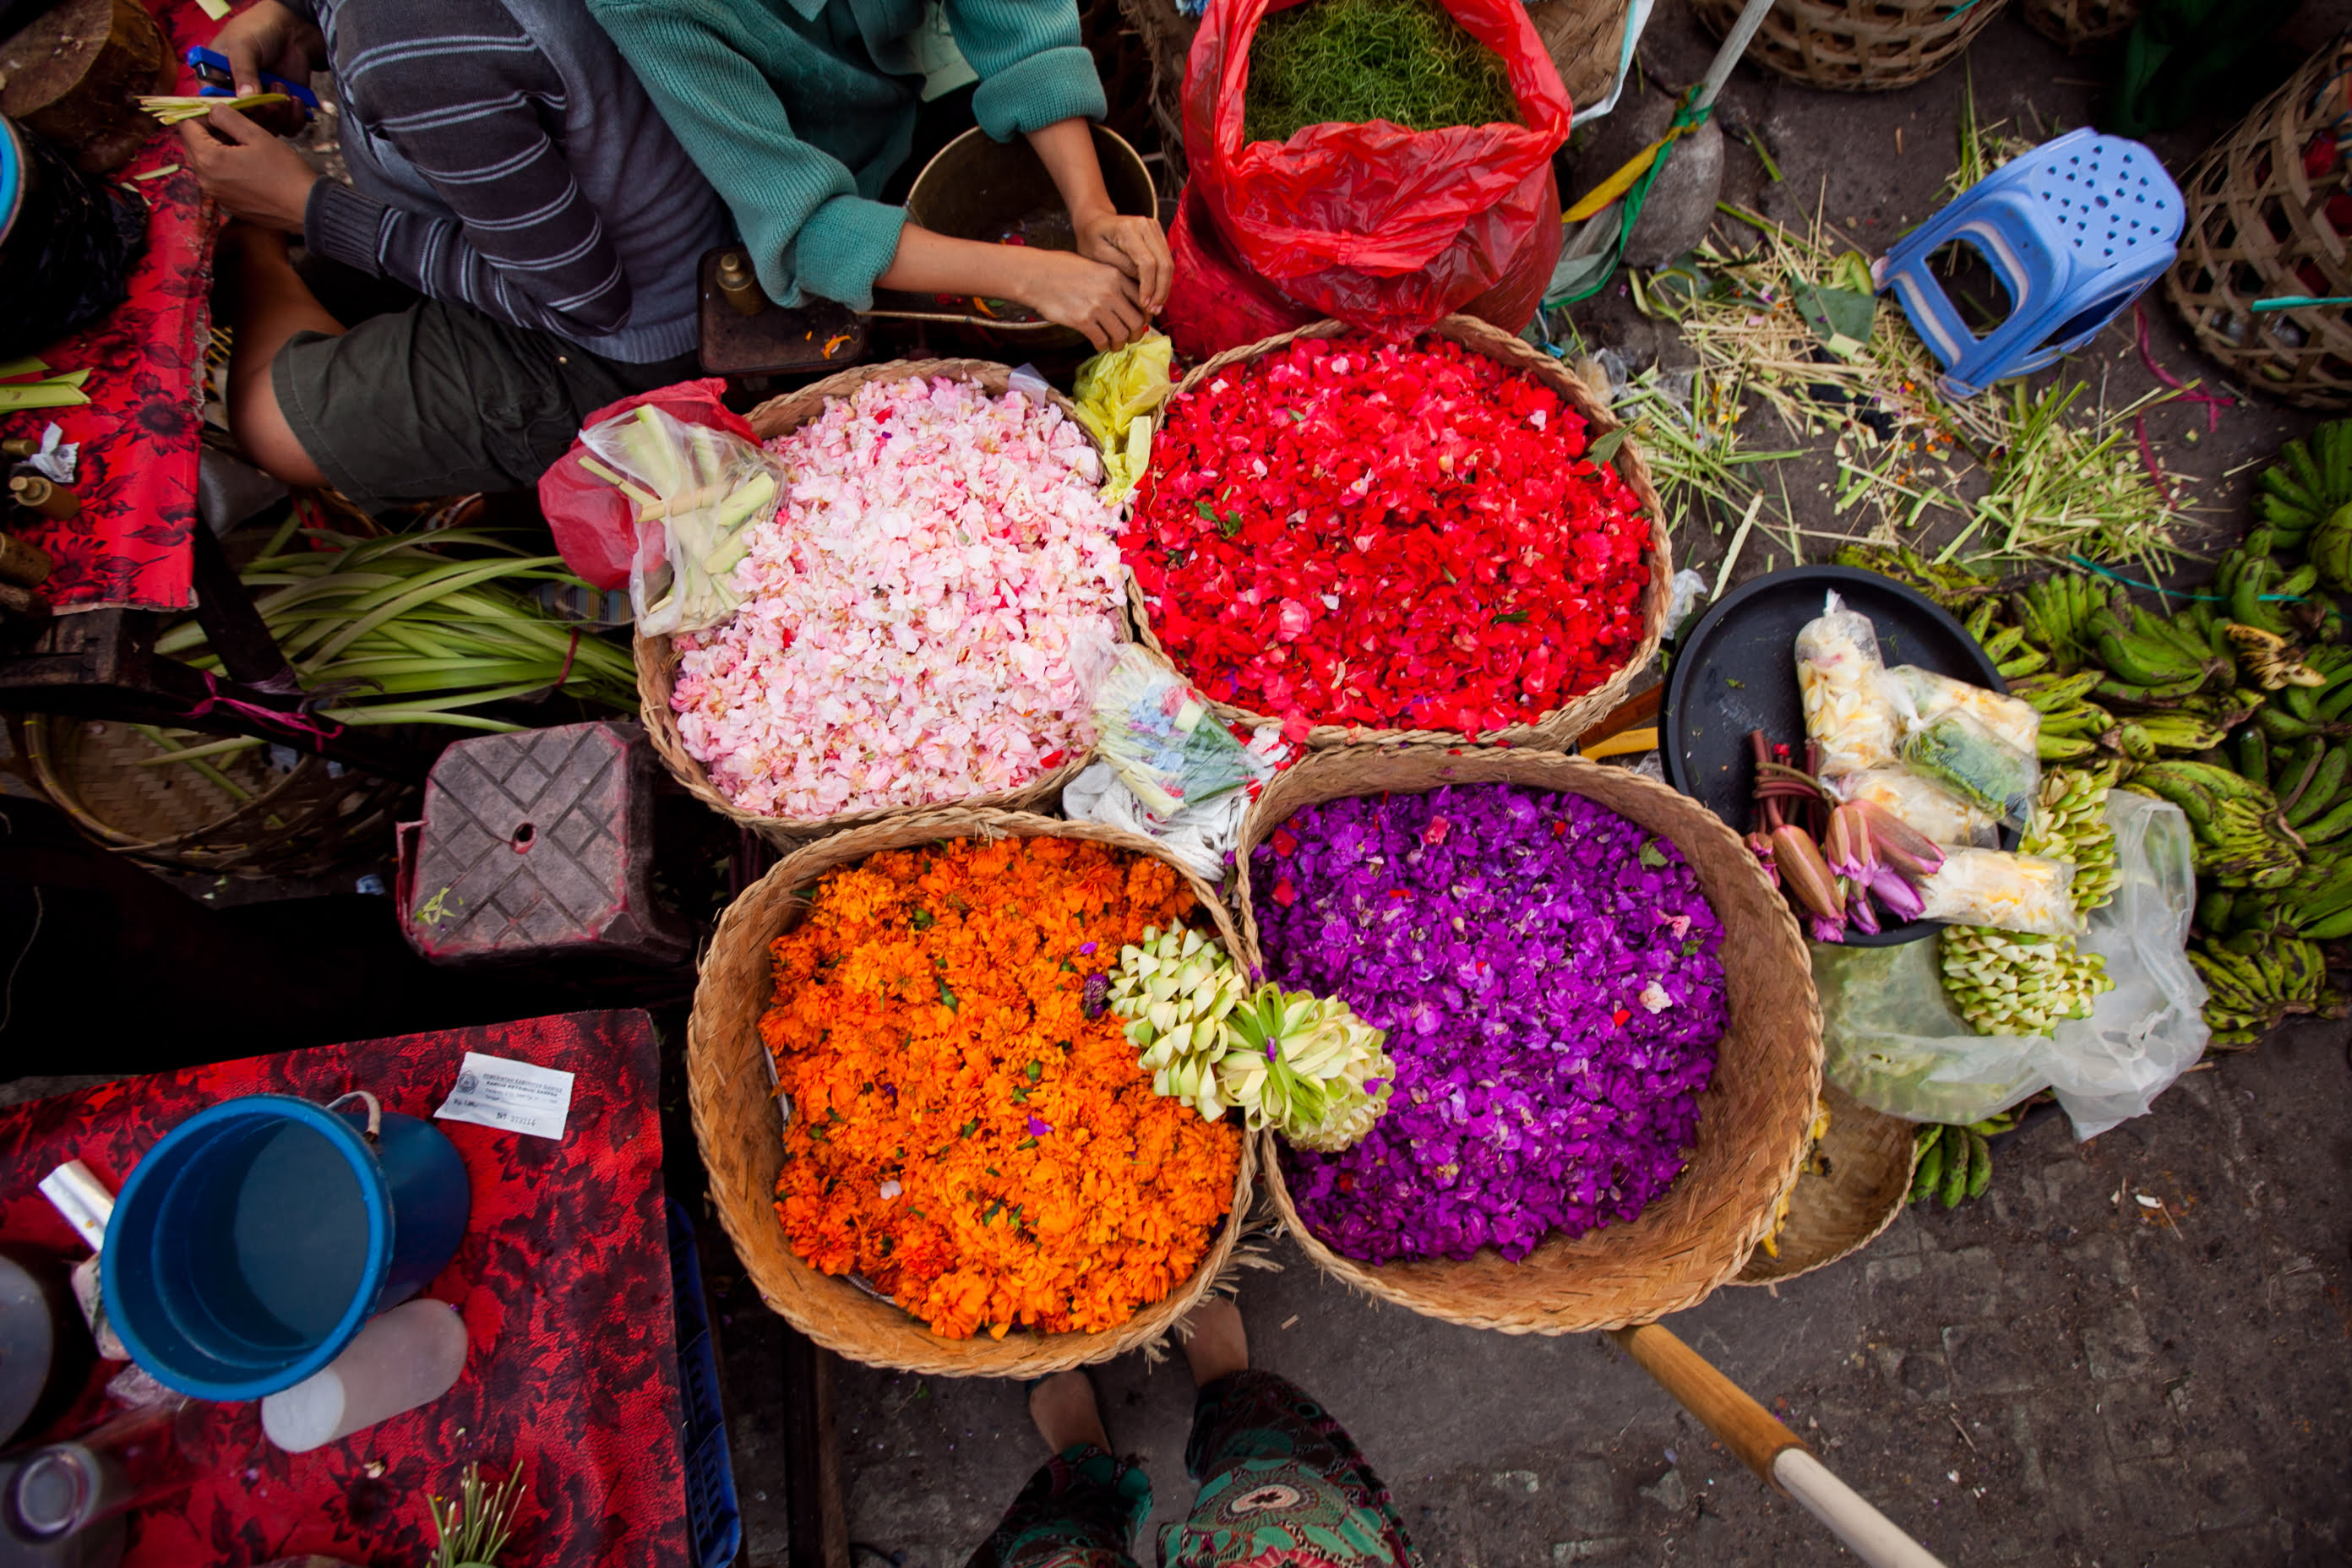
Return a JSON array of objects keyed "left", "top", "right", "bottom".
[
  {"left": 1820, "top": 792, "right": 2208, "bottom": 1135},
  {"left": 1882, "top": 665, "right": 2041, "bottom": 754},
  {"left": 1831, "top": 768, "right": 2001, "bottom": 848},
  {"left": 1916, "top": 848, "right": 2080, "bottom": 935},
  {"left": 577, "top": 405, "right": 784, "bottom": 636},
  {"left": 1796, "top": 591, "right": 1901, "bottom": 776},
  {"left": 1903, "top": 707, "right": 2042, "bottom": 825}
]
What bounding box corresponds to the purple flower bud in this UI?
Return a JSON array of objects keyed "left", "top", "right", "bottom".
[{"left": 1081, "top": 972, "right": 1109, "bottom": 1018}]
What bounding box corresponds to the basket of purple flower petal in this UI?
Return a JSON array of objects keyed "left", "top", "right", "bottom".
[{"left": 1236, "top": 745, "right": 1823, "bottom": 1333}]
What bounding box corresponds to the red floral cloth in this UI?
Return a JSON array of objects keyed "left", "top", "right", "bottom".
[
  {"left": 0, "top": 0, "right": 229, "bottom": 611},
  {"left": 0, "top": 1010, "right": 692, "bottom": 1568}
]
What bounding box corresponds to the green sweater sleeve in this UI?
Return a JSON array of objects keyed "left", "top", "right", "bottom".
[
  {"left": 945, "top": 0, "right": 1107, "bottom": 140},
  {"left": 586, "top": 1, "right": 908, "bottom": 309}
]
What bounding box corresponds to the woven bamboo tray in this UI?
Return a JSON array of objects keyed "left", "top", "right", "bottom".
[
  {"left": 18, "top": 715, "right": 410, "bottom": 878},
  {"left": 2020, "top": 0, "right": 2139, "bottom": 53},
  {"left": 687, "top": 808, "right": 1259, "bottom": 1375},
  {"left": 1234, "top": 747, "right": 1822, "bottom": 1334},
  {"left": 1734, "top": 1081, "right": 1916, "bottom": 1286},
  {"left": 2164, "top": 41, "right": 2352, "bottom": 410},
  {"left": 1693, "top": 0, "right": 2011, "bottom": 90},
  {"left": 1129, "top": 315, "right": 1671, "bottom": 751},
  {"left": 634, "top": 358, "right": 1117, "bottom": 847}
]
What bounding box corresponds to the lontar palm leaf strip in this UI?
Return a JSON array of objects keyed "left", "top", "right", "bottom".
[{"left": 153, "top": 528, "right": 634, "bottom": 732}]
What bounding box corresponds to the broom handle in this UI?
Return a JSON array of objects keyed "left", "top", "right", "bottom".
[
  {"left": 1609, "top": 1324, "right": 1946, "bottom": 1568},
  {"left": 1695, "top": 0, "right": 1779, "bottom": 116}
]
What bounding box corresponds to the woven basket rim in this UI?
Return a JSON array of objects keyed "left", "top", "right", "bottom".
[
  {"left": 634, "top": 357, "right": 1116, "bottom": 843},
  {"left": 16, "top": 713, "right": 409, "bottom": 876},
  {"left": 687, "top": 808, "right": 1259, "bottom": 1375},
  {"left": 1234, "top": 746, "right": 1824, "bottom": 1334},
  {"left": 2162, "top": 39, "right": 2352, "bottom": 411},
  {"left": 1694, "top": 0, "right": 2015, "bottom": 90},
  {"left": 1128, "top": 314, "right": 1672, "bottom": 749},
  {"left": 1731, "top": 1081, "right": 1916, "bottom": 1286}
]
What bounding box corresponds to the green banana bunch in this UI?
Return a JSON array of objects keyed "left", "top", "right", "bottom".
[
  {"left": 2083, "top": 607, "right": 2224, "bottom": 691},
  {"left": 2025, "top": 763, "right": 2121, "bottom": 912},
  {"left": 1216, "top": 985, "right": 1394, "bottom": 1151},
  {"left": 2120, "top": 759, "right": 2304, "bottom": 890},
  {"left": 1832, "top": 544, "right": 1997, "bottom": 612},
  {"left": 2255, "top": 419, "right": 2352, "bottom": 551},
  {"left": 1109, "top": 924, "right": 1250, "bottom": 1120},
  {"left": 2008, "top": 574, "right": 2116, "bottom": 674},
  {"left": 2190, "top": 933, "right": 2335, "bottom": 1048},
  {"left": 1909, "top": 1113, "right": 2012, "bottom": 1207},
  {"left": 1940, "top": 925, "right": 2114, "bottom": 1034}
]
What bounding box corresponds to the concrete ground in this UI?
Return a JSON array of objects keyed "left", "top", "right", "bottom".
[{"left": 750, "top": 5, "right": 2352, "bottom": 1565}]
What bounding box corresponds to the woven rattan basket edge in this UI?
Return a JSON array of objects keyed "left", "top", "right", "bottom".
[
  {"left": 18, "top": 713, "right": 410, "bottom": 877},
  {"left": 1730, "top": 1080, "right": 1917, "bottom": 1287},
  {"left": 2162, "top": 42, "right": 2352, "bottom": 411},
  {"left": 1131, "top": 314, "right": 1671, "bottom": 752},
  {"left": 1692, "top": 0, "right": 2014, "bottom": 91},
  {"left": 1235, "top": 746, "right": 1822, "bottom": 1334},
  {"left": 634, "top": 357, "right": 1113, "bottom": 847},
  {"left": 687, "top": 807, "right": 1259, "bottom": 1375}
]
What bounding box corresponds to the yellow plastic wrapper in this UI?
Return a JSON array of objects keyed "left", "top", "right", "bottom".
[
  {"left": 1795, "top": 591, "right": 1900, "bottom": 776},
  {"left": 1917, "top": 848, "right": 2082, "bottom": 936},
  {"left": 1832, "top": 768, "right": 2001, "bottom": 847},
  {"left": 1073, "top": 330, "right": 1174, "bottom": 502}
]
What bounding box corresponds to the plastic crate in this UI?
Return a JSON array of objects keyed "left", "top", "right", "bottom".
[{"left": 667, "top": 1199, "right": 743, "bottom": 1568}]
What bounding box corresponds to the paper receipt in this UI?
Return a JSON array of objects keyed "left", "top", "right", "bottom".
[{"left": 435, "top": 1052, "right": 574, "bottom": 1140}]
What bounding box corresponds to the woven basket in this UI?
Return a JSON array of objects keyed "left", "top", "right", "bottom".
[
  {"left": 687, "top": 809, "right": 1260, "bottom": 1375},
  {"left": 1236, "top": 747, "right": 1822, "bottom": 1335},
  {"left": 1113, "top": 0, "right": 1195, "bottom": 180},
  {"left": 634, "top": 358, "right": 1116, "bottom": 847},
  {"left": 1130, "top": 315, "right": 1671, "bottom": 750},
  {"left": 1693, "top": 0, "right": 2011, "bottom": 91},
  {"left": 18, "top": 715, "right": 410, "bottom": 878},
  {"left": 1733, "top": 1081, "right": 1915, "bottom": 1286},
  {"left": 2164, "top": 41, "right": 2352, "bottom": 410},
  {"left": 2020, "top": 0, "right": 2139, "bottom": 53}
]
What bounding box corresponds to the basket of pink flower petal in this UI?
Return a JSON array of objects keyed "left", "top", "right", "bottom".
[
  {"left": 1236, "top": 744, "right": 1823, "bottom": 1334},
  {"left": 635, "top": 359, "right": 1127, "bottom": 843}
]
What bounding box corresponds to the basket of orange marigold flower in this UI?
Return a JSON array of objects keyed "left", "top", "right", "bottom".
[{"left": 688, "top": 808, "right": 1258, "bottom": 1375}]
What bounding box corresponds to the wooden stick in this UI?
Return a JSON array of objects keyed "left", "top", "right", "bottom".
[{"left": 1611, "top": 1323, "right": 1946, "bottom": 1568}]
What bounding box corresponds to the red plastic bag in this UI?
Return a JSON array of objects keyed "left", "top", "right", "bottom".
[
  {"left": 536, "top": 378, "right": 757, "bottom": 589},
  {"left": 1182, "top": 0, "right": 1572, "bottom": 335},
  {"left": 1163, "top": 169, "right": 1564, "bottom": 363}
]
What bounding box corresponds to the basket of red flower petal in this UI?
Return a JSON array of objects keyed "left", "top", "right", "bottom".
[
  {"left": 689, "top": 811, "right": 1257, "bottom": 1375},
  {"left": 1122, "top": 314, "right": 1670, "bottom": 749},
  {"left": 635, "top": 359, "right": 1124, "bottom": 846},
  {"left": 1235, "top": 745, "right": 1821, "bottom": 1334}
]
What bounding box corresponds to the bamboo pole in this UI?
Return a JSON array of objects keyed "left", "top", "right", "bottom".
[{"left": 1610, "top": 1322, "right": 1946, "bottom": 1568}]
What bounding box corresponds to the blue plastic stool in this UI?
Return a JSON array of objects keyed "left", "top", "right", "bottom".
[{"left": 1875, "top": 128, "right": 2185, "bottom": 398}]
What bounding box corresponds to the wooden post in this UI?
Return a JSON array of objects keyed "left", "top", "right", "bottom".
[
  {"left": 0, "top": 0, "right": 179, "bottom": 173},
  {"left": 1611, "top": 1322, "right": 1947, "bottom": 1568}
]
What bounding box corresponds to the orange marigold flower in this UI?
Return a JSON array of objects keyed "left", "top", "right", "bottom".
[{"left": 760, "top": 836, "right": 1242, "bottom": 1340}]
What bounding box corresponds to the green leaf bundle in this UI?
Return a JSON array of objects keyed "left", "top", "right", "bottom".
[{"left": 1244, "top": 0, "right": 1521, "bottom": 146}]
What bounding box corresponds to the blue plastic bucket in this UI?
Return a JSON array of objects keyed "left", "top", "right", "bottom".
[{"left": 101, "top": 1092, "right": 470, "bottom": 1401}]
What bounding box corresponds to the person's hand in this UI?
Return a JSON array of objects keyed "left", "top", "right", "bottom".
[
  {"left": 178, "top": 107, "right": 320, "bottom": 234},
  {"left": 212, "top": 0, "right": 321, "bottom": 132},
  {"left": 1073, "top": 209, "right": 1173, "bottom": 317},
  {"left": 1015, "top": 249, "right": 1149, "bottom": 351}
]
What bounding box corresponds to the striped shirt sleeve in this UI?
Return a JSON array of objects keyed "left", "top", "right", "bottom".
[{"left": 303, "top": 0, "right": 633, "bottom": 343}]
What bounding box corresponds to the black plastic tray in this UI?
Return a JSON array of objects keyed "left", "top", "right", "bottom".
[{"left": 1661, "top": 565, "right": 2007, "bottom": 947}]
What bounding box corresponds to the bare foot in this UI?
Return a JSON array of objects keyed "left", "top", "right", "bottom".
[
  {"left": 1182, "top": 1295, "right": 1249, "bottom": 1388},
  {"left": 1028, "top": 1370, "right": 1111, "bottom": 1454}
]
